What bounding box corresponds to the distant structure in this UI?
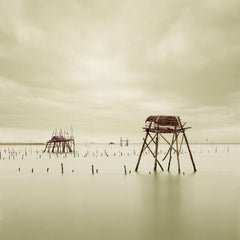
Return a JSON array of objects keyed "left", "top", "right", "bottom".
[
  {"left": 120, "top": 137, "right": 129, "bottom": 146},
  {"left": 135, "top": 115, "right": 197, "bottom": 173},
  {"left": 44, "top": 127, "right": 75, "bottom": 154}
]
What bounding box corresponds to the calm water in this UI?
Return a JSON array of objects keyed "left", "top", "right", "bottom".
[{"left": 0, "top": 144, "right": 239, "bottom": 240}]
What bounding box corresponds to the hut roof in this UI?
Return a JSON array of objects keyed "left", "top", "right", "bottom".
[
  {"left": 51, "top": 135, "right": 66, "bottom": 141},
  {"left": 146, "top": 115, "right": 180, "bottom": 127}
]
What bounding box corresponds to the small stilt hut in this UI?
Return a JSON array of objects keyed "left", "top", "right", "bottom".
[
  {"left": 120, "top": 137, "right": 129, "bottom": 146},
  {"left": 135, "top": 115, "right": 197, "bottom": 173},
  {"left": 44, "top": 127, "right": 75, "bottom": 154}
]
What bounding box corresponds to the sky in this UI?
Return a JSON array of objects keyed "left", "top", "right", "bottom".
[{"left": 0, "top": 0, "right": 239, "bottom": 143}]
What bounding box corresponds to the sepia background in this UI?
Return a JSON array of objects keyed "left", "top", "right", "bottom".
[{"left": 0, "top": 2, "right": 240, "bottom": 240}]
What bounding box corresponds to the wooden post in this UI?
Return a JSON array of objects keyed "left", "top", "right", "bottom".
[
  {"left": 57, "top": 142, "right": 60, "bottom": 153},
  {"left": 135, "top": 131, "right": 149, "bottom": 171},
  {"left": 177, "top": 117, "right": 197, "bottom": 172},
  {"left": 73, "top": 141, "right": 76, "bottom": 156},
  {"left": 124, "top": 165, "right": 127, "bottom": 175},
  {"left": 154, "top": 133, "right": 158, "bottom": 171},
  {"left": 52, "top": 142, "right": 56, "bottom": 153},
  {"left": 92, "top": 164, "right": 94, "bottom": 175},
  {"left": 167, "top": 155, "right": 172, "bottom": 172},
  {"left": 167, "top": 134, "right": 174, "bottom": 171},
  {"left": 183, "top": 132, "right": 197, "bottom": 172},
  {"left": 174, "top": 131, "right": 181, "bottom": 174},
  {"left": 61, "top": 163, "right": 64, "bottom": 174},
  {"left": 43, "top": 143, "right": 48, "bottom": 153},
  {"left": 63, "top": 142, "right": 65, "bottom": 153}
]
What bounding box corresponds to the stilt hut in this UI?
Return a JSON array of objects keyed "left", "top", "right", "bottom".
[
  {"left": 44, "top": 128, "right": 75, "bottom": 154},
  {"left": 120, "top": 137, "right": 129, "bottom": 146},
  {"left": 135, "top": 115, "right": 197, "bottom": 173}
]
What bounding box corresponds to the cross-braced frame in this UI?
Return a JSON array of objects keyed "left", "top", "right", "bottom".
[
  {"left": 44, "top": 127, "right": 75, "bottom": 154},
  {"left": 135, "top": 115, "right": 197, "bottom": 173}
]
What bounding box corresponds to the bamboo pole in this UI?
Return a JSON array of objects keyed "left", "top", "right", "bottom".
[
  {"left": 183, "top": 131, "right": 197, "bottom": 172},
  {"left": 144, "top": 134, "right": 164, "bottom": 171},
  {"left": 177, "top": 117, "right": 197, "bottom": 172},
  {"left": 124, "top": 165, "right": 127, "bottom": 175},
  {"left": 135, "top": 131, "right": 149, "bottom": 171},
  {"left": 175, "top": 131, "right": 181, "bottom": 174},
  {"left": 154, "top": 133, "right": 158, "bottom": 171},
  {"left": 167, "top": 134, "right": 175, "bottom": 171},
  {"left": 61, "top": 163, "right": 64, "bottom": 174}
]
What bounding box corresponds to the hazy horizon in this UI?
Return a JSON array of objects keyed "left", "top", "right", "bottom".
[{"left": 0, "top": 0, "right": 239, "bottom": 143}]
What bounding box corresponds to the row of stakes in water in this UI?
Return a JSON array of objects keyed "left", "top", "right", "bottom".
[
  {"left": 0, "top": 146, "right": 237, "bottom": 161},
  {"left": 17, "top": 164, "right": 185, "bottom": 176},
  {"left": 17, "top": 163, "right": 136, "bottom": 175}
]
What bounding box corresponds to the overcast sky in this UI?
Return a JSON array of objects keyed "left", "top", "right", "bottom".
[{"left": 0, "top": 0, "right": 239, "bottom": 143}]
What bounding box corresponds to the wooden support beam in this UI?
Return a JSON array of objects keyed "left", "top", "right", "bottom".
[
  {"left": 72, "top": 140, "right": 75, "bottom": 154},
  {"left": 65, "top": 141, "right": 72, "bottom": 153},
  {"left": 177, "top": 117, "right": 197, "bottom": 172},
  {"left": 178, "top": 133, "right": 184, "bottom": 153},
  {"left": 154, "top": 133, "right": 158, "bottom": 171},
  {"left": 52, "top": 142, "right": 56, "bottom": 153},
  {"left": 63, "top": 142, "right": 65, "bottom": 153},
  {"left": 156, "top": 159, "right": 164, "bottom": 171},
  {"left": 167, "top": 134, "right": 175, "bottom": 171},
  {"left": 167, "top": 154, "right": 172, "bottom": 171},
  {"left": 143, "top": 135, "right": 155, "bottom": 151},
  {"left": 43, "top": 142, "right": 48, "bottom": 152},
  {"left": 148, "top": 132, "right": 157, "bottom": 145},
  {"left": 135, "top": 131, "right": 149, "bottom": 171},
  {"left": 162, "top": 133, "right": 177, "bottom": 161},
  {"left": 175, "top": 130, "right": 181, "bottom": 174},
  {"left": 183, "top": 130, "right": 197, "bottom": 172},
  {"left": 48, "top": 143, "right": 52, "bottom": 153},
  {"left": 159, "top": 133, "right": 171, "bottom": 146},
  {"left": 144, "top": 135, "right": 164, "bottom": 171},
  {"left": 145, "top": 142, "right": 156, "bottom": 158}
]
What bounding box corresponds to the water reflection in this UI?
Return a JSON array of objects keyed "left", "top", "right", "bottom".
[
  {"left": 0, "top": 144, "right": 239, "bottom": 240},
  {"left": 137, "top": 173, "right": 184, "bottom": 239},
  {"left": 137, "top": 172, "right": 239, "bottom": 240}
]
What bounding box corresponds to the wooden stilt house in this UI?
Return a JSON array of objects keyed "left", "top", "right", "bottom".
[
  {"left": 120, "top": 137, "right": 129, "bottom": 146},
  {"left": 44, "top": 127, "right": 75, "bottom": 154},
  {"left": 135, "top": 115, "right": 197, "bottom": 173}
]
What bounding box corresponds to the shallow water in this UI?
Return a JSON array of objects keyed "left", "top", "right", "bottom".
[{"left": 0, "top": 144, "right": 239, "bottom": 240}]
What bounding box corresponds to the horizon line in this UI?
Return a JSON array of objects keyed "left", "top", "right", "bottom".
[{"left": 0, "top": 142, "right": 239, "bottom": 146}]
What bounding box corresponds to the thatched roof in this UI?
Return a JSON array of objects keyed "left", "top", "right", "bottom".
[
  {"left": 50, "top": 135, "right": 66, "bottom": 141},
  {"left": 145, "top": 115, "right": 179, "bottom": 127}
]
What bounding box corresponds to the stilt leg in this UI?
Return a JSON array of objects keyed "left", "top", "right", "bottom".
[
  {"left": 183, "top": 131, "right": 197, "bottom": 172},
  {"left": 135, "top": 131, "right": 149, "bottom": 171},
  {"left": 52, "top": 142, "right": 56, "bottom": 153},
  {"left": 154, "top": 133, "right": 158, "bottom": 171},
  {"left": 167, "top": 155, "right": 172, "bottom": 172},
  {"left": 175, "top": 132, "right": 181, "bottom": 174},
  {"left": 57, "top": 142, "right": 60, "bottom": 153},
  {"left": 43, "top": 143, "right": 48, "bottom": 153},
  {"left": 177, "top": 117, "right": 197, "bottom": 172},
  {"left": 167, "top": 134, "right": 174, "bottom": 171},
  {"left": 63, "top": 142, "right": 65, "bottom": 153}
]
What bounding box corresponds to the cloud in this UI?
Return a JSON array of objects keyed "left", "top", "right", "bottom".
[{"left": 0, "top": 0, "right": 239, "bottom": 142}]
